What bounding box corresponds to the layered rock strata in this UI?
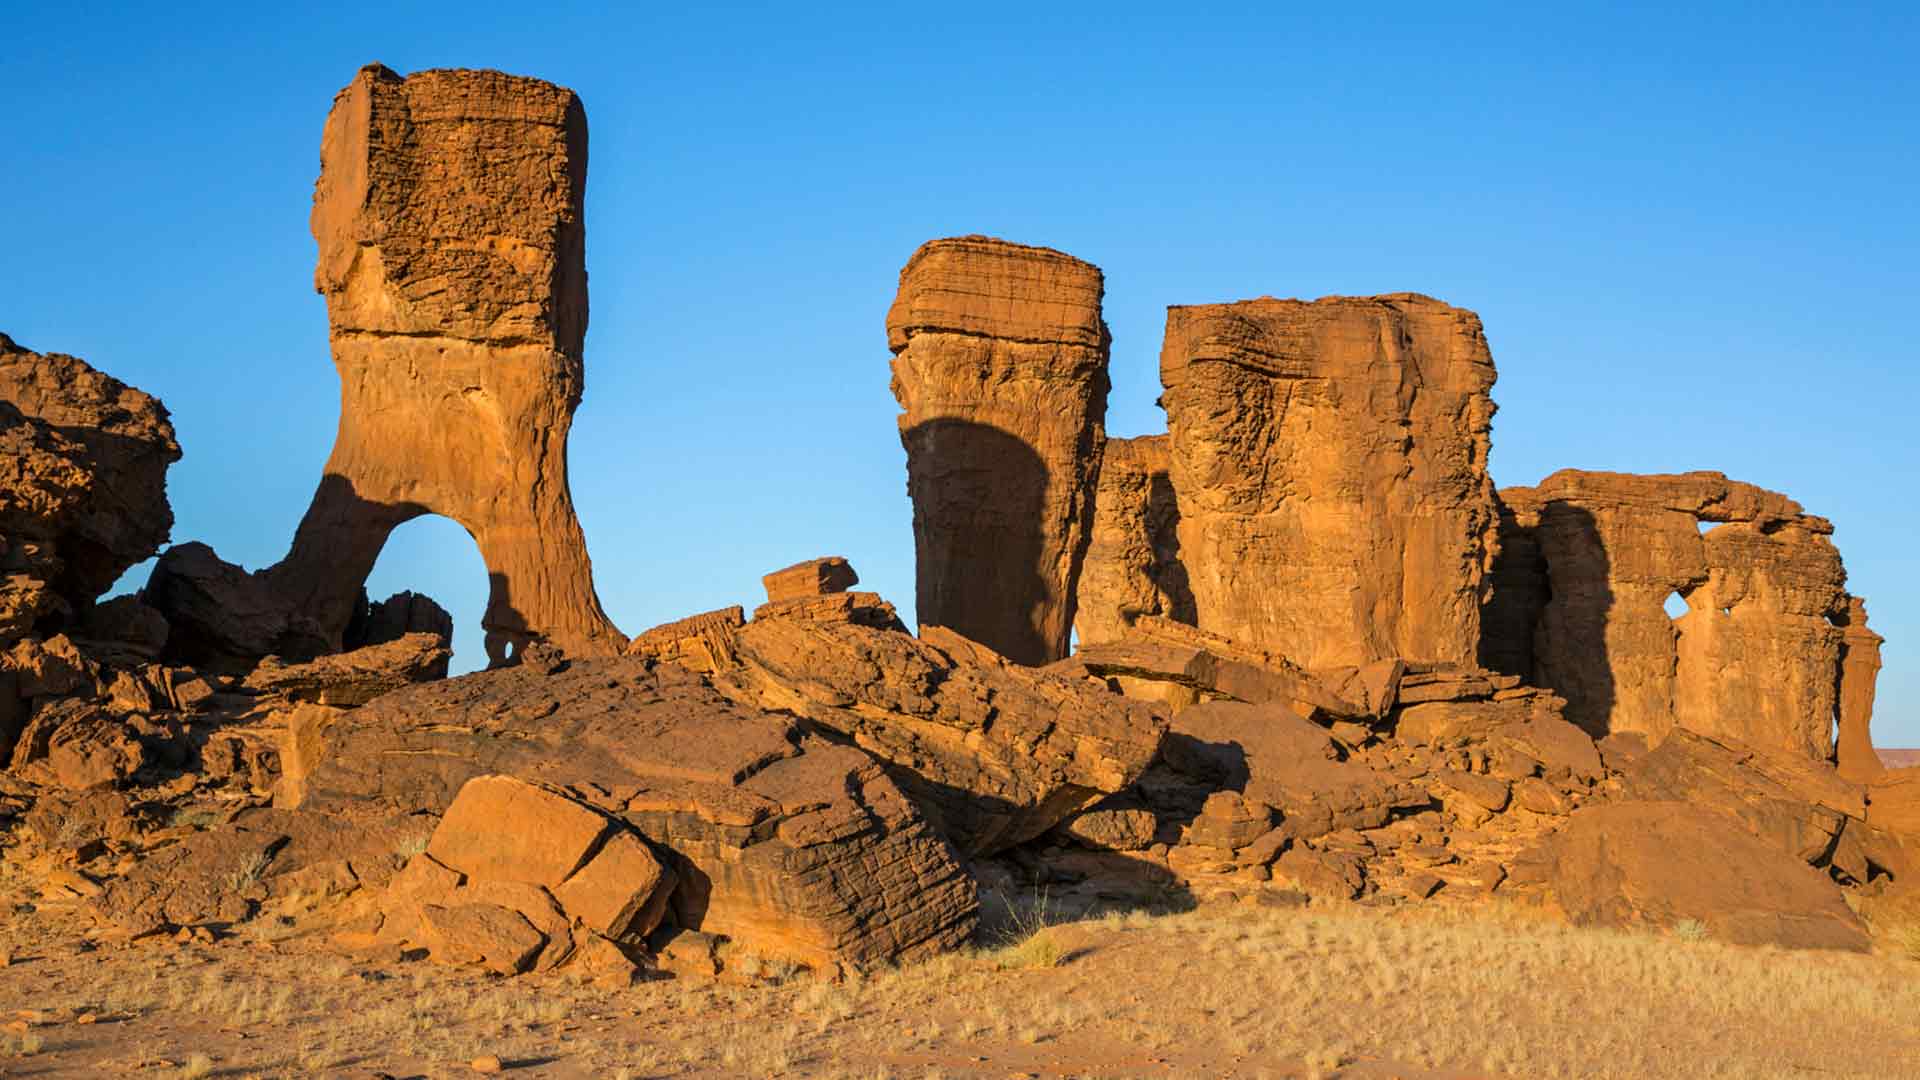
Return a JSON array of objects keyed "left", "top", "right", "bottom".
[
  {"left": 1073, "top": 435, "right": 1193, "bottom": 646},
  {"left": 887, "top": 236, "right": 1110, "bottom": 665},
  {"left": 263, "top": 64, "right": 622, "bottom": 663},
  {"left": 1157, "top": 294, "right": 1498, "bottom": 670},
  {"left": 291, "top": 655, "right": 978, "bottom": 971},
  {"left": 1490, "top": 471, "right": 1852, "bottom": 757}
]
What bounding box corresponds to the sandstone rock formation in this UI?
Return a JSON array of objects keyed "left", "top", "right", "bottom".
[
  {"left": 1539, "top": 801, "right": 1869, "bottom": 951},
  {"left": 1487, "top": 471, "right": 1852, "bottom": 758},
  {"left": 1158, "top": 295, "right": 1497, "bottom": 670},
  {"left": 260, "top": 64, "right": 622, "bottom": 664},
  {"left": 1073, "top": 435, "right": 1193, "bottom": 646},
  {"left": 888, "top": 236, "right": 1110, "bottom": 665},
  {"left": 709, "top": 600, "right": 1167, "bottom": 856},
  {"left": 291, "top": 654, "right": 977, "bottom": 971},
  {"left": 1835, "top": 597, "right": 1886, "bottom": 782},
  {"left": 0, "top": 333, "right": 179, "bottom": 640},
  {"left": 761, "top": 556, "right": 857, "bottom": 602}
]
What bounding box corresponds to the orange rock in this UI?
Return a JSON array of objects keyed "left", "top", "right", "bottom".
[
  {"left": 624, "top": 606, "right": 744, "bottom": 673},
  {"left": 419, "top": 903, "right": 545, "bottom": 975},
  {"left": 259, "top": 64, "right": 624, "bottom": 663},
  {"left": 888, "top": 236, "right": 1110, "bottom": 665},
  {"left": 1541, "top": 801, "right": 1868, "bottom": 951},
  {"left": 1491, "top": 471, "right": 1853, "bottom": 758},
  {"left": 1835, "top": 598, "right": 1886, "bottom": 783},
  {"left": 553, "top": 830, "right": 675, "bottom": 939},
  {"left": 427, "top": 776, "right": 612, "bottom": 888},
  {"left": 761, "top": 557, "right": 858, "bottom": 603},
  {"left": 1158, "top": 294, "right": 1497, "bottom": 670},
  {"left": 1073, "top": 435, "right": 1192, "bottom": 646}
]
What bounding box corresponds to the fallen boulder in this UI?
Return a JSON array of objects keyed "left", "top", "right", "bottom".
[{"left": 1539, "top": 801, "right": 1869, "bottom": 951}]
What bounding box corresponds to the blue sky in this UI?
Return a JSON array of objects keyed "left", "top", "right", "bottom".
[{"left": 5, "top": 4, "right": 1916, "bottom": 744}]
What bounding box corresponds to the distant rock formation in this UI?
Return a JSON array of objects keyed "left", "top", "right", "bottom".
[
  {"left": 1158, "top": 294, "right": 1498, "bottom": 670},
  {"left": 0, "top": 333, "right": 179, "bottom": 640},
  {"left": 887, "top": 236, "right": 1110, "bottom": 665},
  {"left": 1487, "top": 471, "right": 1854, "bottom": 759},
  {"left": 1073, "top": 435, "right": 1193, "bottom": 646},
  {"left": 1834, "top": 597, "right": 1885, "bottom": 782},
  {"left": 263, "top": 64, "right": 622, "bottom": 664}
]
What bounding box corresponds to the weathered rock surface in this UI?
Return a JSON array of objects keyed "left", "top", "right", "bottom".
[
  {"left": 625, "top": 606, "right": 746, "bottom": 673},
  {"left": 260, "top": 64, "right": 622, "bottom": 663},
  {"left": 1490, "top": 471, "right": 1851, "bottom": 757},
  {"left": 762, "top": 557, "right": 857, "bottom": 603},
  {"left": 710, "top": 604, "right": 1167, "bottom": 856},
  {"left": 292, "top": 655, "right": 977, "bottom": 971},
  {"left": 1622, "top": 728, "right": 1864, "bottom": 869},
  {"left": 241, "top": 632, "right": 451, "bottom": 706},
  {"left": 1158, "top": 295, "right": 1497, "bottom": 670},
  {"left": 1540, "top": 801, "right": 1869, "bottom": 951},
  {"left": 1835, "top": 597, "right": 1886, "bottom": 783},
  {"left": 888, "top": 236, "right": 1110, "bottom": 665},
  {"left": 0, "top": 334, "right": 179, "bottom": 643},
  {"left": 1073, "top": 435, "right": 1193, "bottom": 646}
]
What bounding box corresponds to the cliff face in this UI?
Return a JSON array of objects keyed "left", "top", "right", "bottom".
[
  {"left": 1491, "top": 471, "right": 1854, "bottom": 759},
  {"left": 266, "top": 64, "right": 621, "bottom": 663},
  {"left": 887, "top": 236, "right": 1110, "bottom": 665},
  {"left": 1072, "top": 434, "right": 1193, "bottom": 646},
  {"left": 1158, "top": 294, "right": 1498, "bottom": 670}
]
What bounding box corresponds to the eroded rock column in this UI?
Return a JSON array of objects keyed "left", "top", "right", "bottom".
[
  {"left": 266, "top": 64, "right": 621, "bottom": 662},
  {"left": 887, "top": 236, "right": 1110, "bottom": 665},
  {"left": 1158, "top": 294, "right": 1498, "bottom": 670},
  {"left": 1835, "top": 597, "right": 1885, "bottom": 782},
  {"left": 1072, "top": 434, "right": 1193, "bottom": 646}
]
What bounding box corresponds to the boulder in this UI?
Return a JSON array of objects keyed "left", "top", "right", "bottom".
[
  {"left": 1073, "top": 435, "right": 1193, "bottom": 646},
  {"left": 1064, "top": 616, "right": 1366, "bottom": 720},
  {"left": 0, "top": 333, "right": 180, "bottom": 608},
  {"left": 1160, "top": 701, "right": 1428, "bottom": 845},
  {"left": 7, "top": 699, "right": 147, "bottom": 790},
  {"left": 625, "top": 606, "right": 745, "bottom": 673},
  {"left": 1494, "top": 471, "right": 1851, "bottom": 757},
  {"left": 887, "top": 235, "right": 1110, "bottom": 665},
  {"left": 761, "top": 557, "right": 858, "bottom": 602},
  {"left": 292, "top": 656, "right": 976, "bottom": 972},
  {"left": 241, "top": 632, "right": 450, "bottom": 706},
  {"left": 712, "top": 609, "right": 1166, "bottom": 855},
  {"left": 427, "top": 775, "right": 614, "bottom": 888},
  {"left": 343, "top": 590, "right": 454, "bottom": 651},
  {"left": 257, "top": 64, "right": 624, "bottom": 663},
  {"left": 1540, "top": 801, "right": 1869, "bottom": 951},
  {"left": 1623, "top": 729, "right": 1863, "bottom": 867},
  {"left": 1157, "top": 294, "right": 1498, "bottom": 669},
  {"left": 145, "top": 542, "right": 330, "bottom": 668}
]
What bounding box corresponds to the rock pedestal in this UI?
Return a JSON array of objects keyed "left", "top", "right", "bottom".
[
  {"left": 887, "top": 236, "right": 1110, "bottom": 666},
  {"left": 264, "top": 64, "right": 622, "bottom": 663},
  {"left": 1158, "top": 294, "right": 1498, "bottom": 670},
  {"left": 1835, "top": 597, "right": 1885, "bottom": 783}
]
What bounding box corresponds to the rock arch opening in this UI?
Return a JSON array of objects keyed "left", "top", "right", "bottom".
[{"left": 360, "top": 514, "right": 491, "bottom": 674}]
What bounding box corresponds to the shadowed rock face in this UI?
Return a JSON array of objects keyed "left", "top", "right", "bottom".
[
  {"left": 264, "top": 64, "right": 621, "bottom": 663},
  {"left": 1158, "top": 294, "right": 1498, "bottom": 670},
  {"left": 1490, "top": 471, "right": 1854, "bottom": 759},
  {"left": 0, "top": 334, "right": 179, "bottom": 625},
  {"left": 1073, "top": 435, "right": 1194, "bottom": 646},
  {"left": 887, "top": 236, "right": 1110, "bottom": 665}
]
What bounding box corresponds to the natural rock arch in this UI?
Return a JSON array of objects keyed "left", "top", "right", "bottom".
[{"left": 259, "top": 64, "right": 623, "bottom": 661}]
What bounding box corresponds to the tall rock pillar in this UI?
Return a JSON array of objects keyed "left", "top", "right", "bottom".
[
  {"left": 266, "top": 64, "right": 622, "bottom": 663},
  {"left": 1835, "top": 596, "right": 1886, "bottom": 783},
  {"left": 1157, "top": 294, "right": 1498, "bottom": 670},
  {"left": 886, "top": 236, "right": 1110, "bottom": 665}
]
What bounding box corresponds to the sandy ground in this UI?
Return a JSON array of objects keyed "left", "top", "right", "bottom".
[{"left": 4, "top": 890, "right": 1919, "bottom": 1080}]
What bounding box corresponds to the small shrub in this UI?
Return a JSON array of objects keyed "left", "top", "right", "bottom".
[
  {"left": 1673, "top": 919, "right": 1711, "bottom": 943},
  {"left": 178, "top": 1052, "right": 215, "bottom": 1079}
]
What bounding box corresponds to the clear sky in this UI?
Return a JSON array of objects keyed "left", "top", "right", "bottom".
[{"left": 6, "top": 5, "right": 1916, "bottom": 744}]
